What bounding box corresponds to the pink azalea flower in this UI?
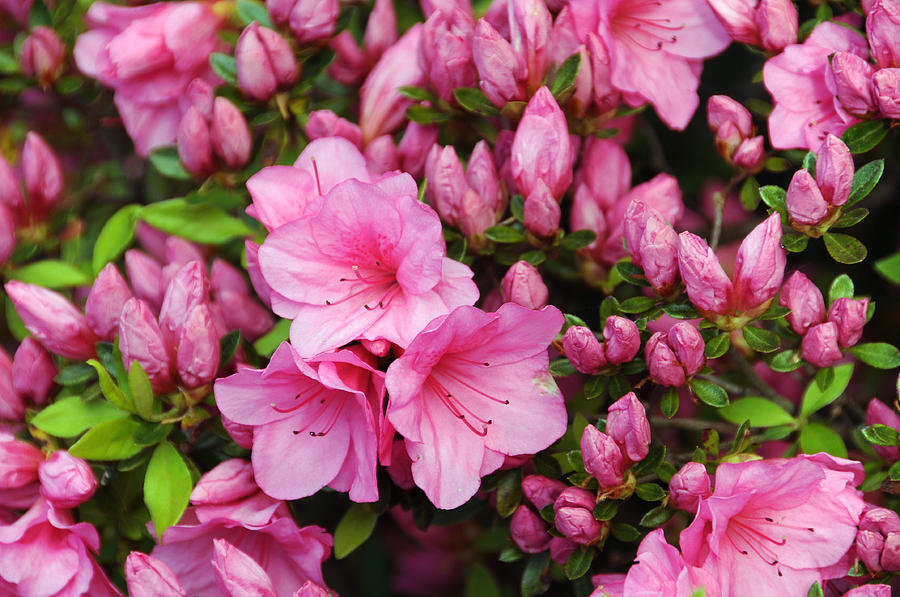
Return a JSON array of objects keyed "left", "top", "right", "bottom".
[
  {"left": 566, "top": 0, "right": 730, "bottom": 129},
  {"left": 259, "top": 174, "right": 478, "bottom": 357},
  {"left": 385, "top": 303, "right": 566, "bottom": 509},
  {"left": 621, "top": 529, "right": 720, "bottom": 596},
  {"left": 763, "top": 21, "right": 869, "bottom": 150},
  {"left": 215, "top": 343, "right": 385, "bottom": 502},
  {"left": 680, "top": 454, "right": 866, "bottom": 597}
]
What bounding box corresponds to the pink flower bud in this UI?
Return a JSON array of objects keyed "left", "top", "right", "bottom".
[
  {"left": 222, "top": 414, "right": 254, "bottom": 450},
  {"left": 472, "top": 19, "right": 525, "bottom": 107},
  {"left": 586, "top": 33, "right": 618, "bottom": 113},
  {"left": 646, "top": 332, "right": 686, "bottom": 387},
  {"left": 827, "top": 297, "right": 868, "bottom": 348},
  {"left": 801, "top": 321, "right": 842, "bottom": 368},
  {"left": 292, "top": 0, "right": 340, "bottom": 43},
  {"left": 521, "top": 475, "right": 567, "bottom": 510},
  {"left": 20, "top": 26, "right": 65, "bottom": 88},
  {"left": 119, "top": 298, "right": 173, "bottom": 392},
  {"left": 176, "top": 304, "right": 220, "bottom": 388},
  {"left": 580, "top": 425, "right": 624, "bottom": 488},
  {"left": 873, "top": 68, "right": 900, "bottom": 119},
  {"left": 458, "top": 189, "right": 495, "bottom": 245},
  {"left": 466, "top": 140, "right": 502, "bottom": 214},
  {"left": 606, "top": 392, "right": 650, "bottom": 464},
  {"left": 190, "top": 459, "right": 258, "bottom": 505},
  {"left": 38, "top": 450, "right": 97, "bottom": 508},
  {"left": 397, "top": 123, "right": 438, "bottom": 177},
  {"left": 501, "top": 260, "right": 549, "bottom": 310},
  {"left": 364, "top": 0, "right": 398, "bottom": 56},
  {"left": 867, "top": 399, "right": 900, "bottom": 463},
  {"left": 857, "top": 508, "right": 900, "bottom": 571},
  {"left": 420, "top": 8, "right": 477, "bottom": 103},
  {"left": 0, "top": 437, "right": 42, "bottom": 488},
  {"left": 668, "top": 461, "right": 711, "bottom": 513},
  {"left": 305, "top": 110, "right": 363, "bottom": 148},
  {"left": 0, "top": 350, "right": 24, "bottom": 421},
  {"left": 832, "top": 52, "right": 877, "bottom": 116},
  {"left": 295, "top": 581, "right": 332, "bottom": 597},
  {"left": 549, "top": 537, "right": 576, "bottom": 565},
  {"left": 867, "top": 0, "right": 900, "bottom": 68},
  {"left": 364, "top": 134, "right": 400, "bottom": 174},
  {"left": 159, "top": 261, "right": 210, "bottom": 348},
  {"left": 184, "top": 78, "right": 216, "bottom": 121},
  {"left": 816, "top": 134, "right": 853, "bottom": 207},
  {"left": 706, "top": 0, "right": 759, "bottom": 45},
  {"left": 602, "top": 316, "right": 640, "bottom": 365},
  {"left": 4, "top": 281, "right": 97, "bottom": 360},
  {"left": 210, "top": 259, "right": 248, "bottom": 297},
  {"left": 212, "top": 539, "right": 278, "bottom": 597},
  {"left": 126, "top": 552, "right": 187, "bottom": 597},
  {"left": 215, "top": 290, "right": 274, "bottom": 341},
  {"left": 0, "top": 204, "right": 14, "bottom": 266},
  {"left": 778, "top": 271, "right": 825, "bottom": 335},
  {"left": 732, "top": 136, "right": 765, "bottom": 172},
  {"left": 714, "top": 122, "right": 744, "bottom": 162},
  {"left": 883, "top": 533, "right": 900, "bottom": 571},
  {"left": 639, "top": 212, "right": 680, "bottom": 295},
  {"left": 177, "top": 106, "right": 215, "bottom": 178},
  {"left": 522, "top": 181, "right": 559, "bottom": 241},
  {"left": 12, "top": 337, "right": 56, "bottom": 406},
  {"left": 786, "top": 169, "right": 827, "bottom": 227},
  {"left": 22, "top": 131, "right": 63, "bottom": 212},
  {"left": 424, "top": 144, "right": 468, "bottom": 225},
  {"left": 668, "top": 322, "right": 706, "bottom": 376},
  {"left": 210, "top": 98, "right": 252, "bottom": 171},
  {"left": 508, "top": 0, "right": 552, "bottom": 89},
  {"left": 511, "top": 86, "right": 574, "bottom": 200},
  {"left": 563, "top": 326, "right": 605, "bottom": 375},
  {"left": 510, "top": 504, "right": 551, "bottom": 553},
  {"left": 756, "top": 0, "right": 798, "bottom": 51},
  {"left": 0, "top": 154, "right": 23, "bottom": 211},
  {"left": 732, "top": 213, "right": 785, "bottom": 316},
  {"left": 85, "top": 263, "right": 133, "bottom": 341},
  {"left": 235, "top": 22, "right": 299, "bottom": 102},
  {"left": 125, "top": 249, "right": 165, "bottom": 311},
  {"left": 708, "top": 95, "right": 753, "bottom": 139},
  {"left": 677, "top": 232, "right": 733, "bottom": 317},
  {"left": 553, "top": 487, "right": 603, "bottom": 545}
]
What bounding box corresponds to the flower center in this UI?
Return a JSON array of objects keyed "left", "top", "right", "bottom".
[
  {"left": 427, "top": 362, "right": 510, "bottom": 437},
  {"left": 726, "top": 513, "right": 816, "bottom": 577},
  {"left": 613, "top": 0, "right": 685, "bottom": 52}
]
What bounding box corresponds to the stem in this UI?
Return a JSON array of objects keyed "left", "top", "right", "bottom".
[
  {"left": 649, "top": 417, "right": 733, "bottom": 432},
  {"left": 727, "top": 346, "right": 794, "bottom": 412},
  {"left": 709, "top": 174, "right": 745, "bottom": 251},
  {"left": 696, "top": 374, "right": 744, "bottom": 395}
]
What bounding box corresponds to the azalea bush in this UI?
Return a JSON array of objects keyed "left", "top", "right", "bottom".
[{"left": 3, "top": 0, "right": 900, "bottom": 595}]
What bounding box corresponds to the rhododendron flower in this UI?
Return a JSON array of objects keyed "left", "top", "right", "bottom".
[
  {"left": 385, "top": 303, "right": 566, "bottom": 508},
  {"left": 215, "top": 343, "right": 385, "bottom": 502},
  {"left": 620, "top": 529, "right": 720, "bottom": 596},
  {"left": 680, "top": 454, "right": 866, "bottom": 597},
  {"left": 259, "top": 174, "right": 478, "bottom": 357}
]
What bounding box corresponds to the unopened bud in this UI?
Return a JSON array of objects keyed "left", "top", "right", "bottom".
[
  {"left": 873, "top": 68, "right": 900, "bottom": 120},
  {"left": 779, "top": 271, "right": 826, "bottom": 335},
  {"left": 801, "top": 321, "right": 842, "bottom": 368},
  {"left": 4, "top": 281, "right": 97, "bottom": 360},
  {"left": 20, "top": 26, "right": 65, "bottom": 88},
  {"left": 11, "top": 337, "right": 56, "bottom": 406},
  {"left": 510, "top": 504, "right": 550, "bottom": 553},
  {"left": 125, "top": 552, "right": 187, "bottom": 597},
  {"left": 501, "top": 261, "right": 548, "bottom": 310},
  {"left": 22, "top": 131, "right": 63, "bottom": 212},
  {"left": 580, "top": 425, "right": 623, "bottom": 488},
  {"left": 605, "top": 392, "right": 650, "bottom": 464},
  {"left": 210, "top": 98, "right": 252, "bottom": 171},
  {"left": 832, "top": 52, "right": 877, "bottom": 116},
  {"left": 521, "top": 474, "right": 567, "bottom": 510},
  {"left": 562, "top": 326, "right": 605, "bottom": 375},
  {"left": 667, "top": 462, "right": 711, "bottom": 513},
  {"left": 602, "top": 316, "right": 640, "bottom": 365},
  {"left": 236, "top": 22, "right": 299, "bottom": 102},
  {"left": 827, "top": 297, "right": 867, "bottom": 348},
  {"left": 38, "top": 450, "right": 97, "bottom": 508}
]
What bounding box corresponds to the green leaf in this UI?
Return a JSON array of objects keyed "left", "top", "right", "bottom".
[
  {"left": 209, "top": 52, "right": 237, "bottom": 86},
  {"left": 28, "top": 0, "right": 51, "bottom": 27},
  {"left": 807, "top": 581, "right": 824, "bottom": 597},
  {"left": 406, "top": 104, "right": 451, "bottom": 125},
  {"left": 252, "top": 318, "right": 290, "bottom": 357},
  {"left": 465, "top": 562, "right": 501, "bottom": 597},
  {"left": 564, "top": 547, "right": 593, "bottom": 581},
  {"left": 848, "top": 343, "right": 900, "bottom": 369},
  {"left": 9, "top": 260, "right": 91, "bottom": 288},
  {"left": 593, "top": 501, "right": 618, "bottom": 521},
  {"left": 219, "top": 329, "right": 241, "bottom": 369},
  {"left": 610, "top": 523, "right": 640, "bottom": 542},
  {"left": 768, "top": 349, "right": 803, "bottom": 372},
  {"left": 236, "top": 0, "right": 274, "bottom": 27},
  {"left": 618, "top": 296, "right": 656, "bottom": 314},
  {"left": 485, "top": 225, "right": 525, "bottom": 244},
  {"left": 759, "top": 185, "right": 787, "bottom": 215},
  {"left": 92, "top": 204, "right": 141, "bottom": 274},
  {"left": 31, "top": 395, "right": 129, "bottom": 438},
  {"left": 560, "top": 229, "right": 598, "bottom": 251},
  {"left": 719, "top": 397, "right": 794, "bottom": 427},
  {"left": 639, "top": 505, "right": 674, "bottom": 528},
  {"left": 499, "top": 546, "right": 525, "bottom": 563},
  {"left": 635, "top": 483, "right": 666, "bottom": 502},
  {"left": 824, "top": 232, "right": 867, "bottom": 264},
  {"left": 86, "top": 359, "right": 134, "bottom": 413},
  {"left": 689, "top": 378, "right": 729, "bottom": 407},
  {"left": 742, "top": 326, "right": 780, "bottom": 353},
  {"left": 614, "top": 261, "right": 650, "bottom": 287},
  {"left": 846, "top": 159, "right": 884, "bottom": 207},
  {"left": 607, "top": 374, "right": 631, "bottom": 399},
  {"left": 828, "top": 274, "right": 854, "bottom": 304},
  {"left": 800, "top": 362, "right": 853, "bottom": 418},
  {"left": 739, "top": 176, "right": 760, "bottom": 210},
  {"left": 815, "top": 365, "right": 834, "bottom": 392},
  {"left": 496, "top": 469, "right": 522, "bottom": 518},
  {"left": 781, "top": 232, "right": 808, "bottom": 253},
  {"left": 549, "top": 358, "right": 577, "bottom": 377},
  {"left": 861, "top": 424, "right": 900, "bottom": 447},
  {"left": 830, "top": 207, "right": 869, "bottom": 229},
  {"left": 453, "top": 87, "right": 499, "bottom": 116},
  {"left": 148, "top": 147, "right": 191, "bottom": 181},
  {"left": 140, "top": 199, "right": 254, "bottom": 245},
  {"left": 551, "top": 53, "right": 581, "bottom": 97},
  {"left": 889, "top": 460, "right": 900, "bottom": 481},
  {"left": 584, "top": 376, "right": 606, "bottom": 401},
  {"left": 334, "top": 504, "right": 379, "bottom": 559},
  {"left": 661, "top": 302, "right": 700, "bottom": 320},
  {"left": 55, "top": 363, "right": 98, "bottom": 386},
  {"left": 632, "top": 445, "right": 666, "bottom": 477},
  {"left": 128, "top": 361, "right": 155, "bottom": 420},
  {"left": 519, "top": 250, "right": 546, "bottom": 266},
  {"left": 799, "top": 422, "right": 847, "bottom": 458},
  {"left": 69, "top": 417, "right": 146, "bottom": 460},
  {"left": 144, "top": 441, "right": 193, "bottom": 540},
  {"left": 510, "top": 195, "right": 525, "bottom": 223},
  {"left": 840, "top": 119, "right": 889, "bottom": 154},
  {"left": 661, "top": 387, "right": 679, "bottom": 418},
  {"left": 705, "top": 333, "right": 730, "bottom": 359},
  {"left": 399, "top": 85, "right": 437, "bottom": 102},
  {"left": 875, "top": 252, "right": 900, "bottom": 285},
  {"left": 521, "top": 552, "right": 551, "bottom": 597},
  {"left": 802, "top": 151, "right": 817, "bottom": 176}
]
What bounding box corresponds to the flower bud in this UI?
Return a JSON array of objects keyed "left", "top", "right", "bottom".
[
  {"left": 778, "top": 271, "right": 826, "bottom": 335},
  {"left": 669, "top": 322, "right": 706, "bottom": 376},
  {"left": 210, "top": 98, "right": 252, "bottom": 171},
  {"left": 732, "top": 136, "right": 765, "bottom": 172},
  {"left": 732, "top": 213, "right": 785, "bottom": 316},
  {"left": 0, "top": 437, "right": 42, "bottom": 488},
  {"left": 177, "top": 106, "right": 215, "bottom": 178},
  {"left": 212, "top": 539, "right": 278, "bottom": 597},
  {"left": 424, "top": 144, "right": 468, "bottom": 225},
  {"left": 511, "top": 86, "right": 574, "bottom": 200},
  {"left": 602, "top": 316, "right": 640, "bottom": 365},
  {"left": 420, "top": 8, "right": 477, "bottom": 103},
  {"left": 85, "top": 263, "right": 133, "bottom": 341},
  {"left": 12, "top": 337, "right": 56, "bottom": 406},
  {"left": 832, "top": 52, "right": 877, "bottom": 116},
  {"left": 125, "top": 249, "right": 165, "bottom": 311},
  {"left": 677, "top": 231, "right": 733, "bottom": 317},
  {"left": 0, "top": 351, "right": 24, "bottom": 421},
  {"left": 176, "top": 304, "right": 220, "bottom": 389},
  {"left": 397, "top": 123, "right": 438, "bottom": 177},
  {"left": 0, "top": 154, "right": 23, "bottom": 210},
  {"left": 20, "top": 26, "right": 65, "bottom": 88},
  {"left": 867, "top": 399, "right": 900, "bottom": 463},
  {"left": 786, "top": 169, "right": 827, "bottom": 227},
  {"left": 580, "top": 425, "right": 624, "bottom": 488},
  {"left": 585, "top": 32, "right": 618, "bottom": 113},
  {"left": 646, "top": 332, "right": 686, "bottom": 387},
  {"left": 553, "top": 487, "right": 603, "bottom": 545},
  {"left": 756, "top": 0, "right": 798, "bottom": 51},
  {"left": 235, "top": 22, "right": 299, "bottom": 102},
  {"left": 466, "top": 140, "right": 502, "bottom": 214},
  {"left": 291, "top": 0, "right": 340, "bottom": 43},
  {"left": 119, "top": 298, "right": 173, "bottom": 392},
  {"left": 501, "top": 261, "right": 549, "bottom": 310},
  {"left": 606, "top": 392, "right": 650, "bottom": 464},
  {"left": 639, "top": 212, "right": 680, "bottom": 295},
  {"left": 190, "top": 459, "right": 258, "bottom": 505},
  {"left": 0, "top": 204, "right": 14, "bottom": 266},
  {"left": 873, "top": 68, "right": 900, "bottom": 120},
  {"left": 38, "top": 450, "right": 97, "bottom": 508},
  {"left": 295, "top": 581, "right": 333, "bottom": 597},
  {"left": 305, "top": 110, "right": 363, "bottom": 148},
  {"left": 706, "top": 0, "right": 759, "bottom": 45},
  {"left": 667, "top": 461, "right": 711, "bottom": 513},
  {"left": 510, "top": 504, "right": 551, "bottom": 553},
  {"left": 4, "top": 281, "right": 97, "bottom": 360},
  {"left": 22, "top": 131, "right": 63, "bottom": 212},
  {"left": 708, "top": 95, "right": 753, "bottom": 139},
  {"left": 458, "top": 189, "right": 495, "bottom": 247},
  {"left": 857, "top": 508, "right": 900, "bottom": 572},
  {"left": 521, "top": 475, "right": 567, "bottom": 510},
  {"left": 827, "top": 297, "right": 867, "bottom": 348},
  {"left": 549, "top": 537, "right": 576, "bottom": 565},
  {"left": 867, "top": 0, "right": 900, "bottom": 68},
  {"left": 472, "top": 19, "right": 525, "bottom": 107},
  {"left": 159, "top": 261, "right": 210, "bottom": 348},
  {"left": 801, "top": 321, "right": 842, "bottom": 368},
  {"left": 223, "top": 415, "right": 254, "bottom": 450},
  {"left": 816, "top": 134, "right": 853, "bottom": 207},
  {"left": 125, "top": 552, "right": 187, "bottom": 597},
  {"left": 523, "top": 181, "right": 560, "bottom": 240},
  {"left": 562, "top": 326, "right": 605, "bottom": 375},
  {"left": 364, "top": 0, "right": 397, "bottom": 56}
]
